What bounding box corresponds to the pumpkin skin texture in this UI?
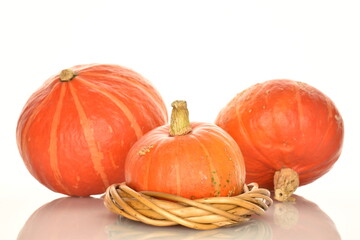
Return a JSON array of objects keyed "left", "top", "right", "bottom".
[
  {"left": 125, "top": 101, "right": 246, "bottom": 199},
  {"left": 215, "top": 79, "right": 344, "bottom": 201},
  {"left": 16, "top": 64, "right": 168, "bottom": 196}
]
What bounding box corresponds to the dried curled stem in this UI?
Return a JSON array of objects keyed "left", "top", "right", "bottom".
[{"left": 274, "top": 168, "right": 299, "bottom": 202}]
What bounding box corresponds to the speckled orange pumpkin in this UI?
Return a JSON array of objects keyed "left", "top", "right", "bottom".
[
  {"left": 216, "top": 79, "right": 344, "bottom": 201},
  {"left": 125, "top": 100, "right": 246, "bottom": 199}
]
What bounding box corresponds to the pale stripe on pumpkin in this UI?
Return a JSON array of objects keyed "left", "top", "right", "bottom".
[
  {"left": 68, "top": 83, "right": 110, "bottom": 188},
  {"left": 174, "top": 139, "right": 181, "bottom": 196},
  {"left": 49, "top": 84, "right": 71, "bottom": 194},
  {"left": 75, "top": 76, "right": 144, "bottom": 139},
  {"left": 83, "top": 72, "right": 168, "bottom": 124},
  {"left": 189, "top": 134, "right": 222, "bottom": 197},
  {"left": 234, "top": 103, "right": 274, "bottom": 170},
  {"left": 140, "top": 136, "right": 165, "bottom": 191},
  {"left": 18, "top": 80, "right": 60, "bottom": 189},
  {"left": 301, "top": 97, "right": 338, "bottom": 175},
  {"left": 294, "top": 84, "right": 305, "bottom": 138}
]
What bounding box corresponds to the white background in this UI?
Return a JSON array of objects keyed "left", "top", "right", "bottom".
[{"left": 1, "top": 0, "right": 359, "bottom": 239}]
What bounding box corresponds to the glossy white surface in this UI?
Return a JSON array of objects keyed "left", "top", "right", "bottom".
[
  {"left": 1, "top": 0, "right": 360, "bottom": 239},
  {"left": 10, "top": 192, "right": 343, "bottom": 240}
]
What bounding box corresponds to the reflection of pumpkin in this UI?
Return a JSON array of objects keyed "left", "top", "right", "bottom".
[
  {"left": 258, "top": 195, "right": 341, "bottom": 240},
  {"left": 18, "top": 197, "right": 117, "bottom": 240},
  {"left": 106, "top": 217, "right": 272, "bottom": 240}
]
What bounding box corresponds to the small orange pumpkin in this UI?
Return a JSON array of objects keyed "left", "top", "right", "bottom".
[{"left": 125, "top": 100, "right": 246, "bottom": 199}]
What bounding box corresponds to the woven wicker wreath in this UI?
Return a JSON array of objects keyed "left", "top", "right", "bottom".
[{"left": 104, "top": 182, "right": 273, "bottom": 230}]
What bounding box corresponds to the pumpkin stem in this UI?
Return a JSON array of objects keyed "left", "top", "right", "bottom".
[
  {"left": 169, "top": 100, "right": 192, "bottom": 136},
  {"left": 59, "top": 69, "right": 76, "bottom": 82},
  {"left": 274, "top": 168, "right": 299, "bottom": 202}
]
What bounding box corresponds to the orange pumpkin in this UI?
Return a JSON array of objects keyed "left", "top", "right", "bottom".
[
  {"left": 125, "top": 100, "right": 246, "bottom": 199},
  {"left": 215, "top": 80, "right": 344, "bottom": 201},
  {"left": 16, "top": 64, "right": 167, "bottom": 196}
]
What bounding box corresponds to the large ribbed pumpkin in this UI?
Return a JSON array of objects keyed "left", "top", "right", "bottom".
[
  {"left": 16, "top": 64, "right": 168, "bottom": 196},
  {"left": 125, "top": 100, "right": 246, "bottom": 199},
  {"left": 215, "top": 79, "right": 344, "bottom": 201}
]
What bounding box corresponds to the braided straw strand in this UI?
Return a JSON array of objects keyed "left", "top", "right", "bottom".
[{"left": 104, "top": 182, "right": 272, "bottom": 230}]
